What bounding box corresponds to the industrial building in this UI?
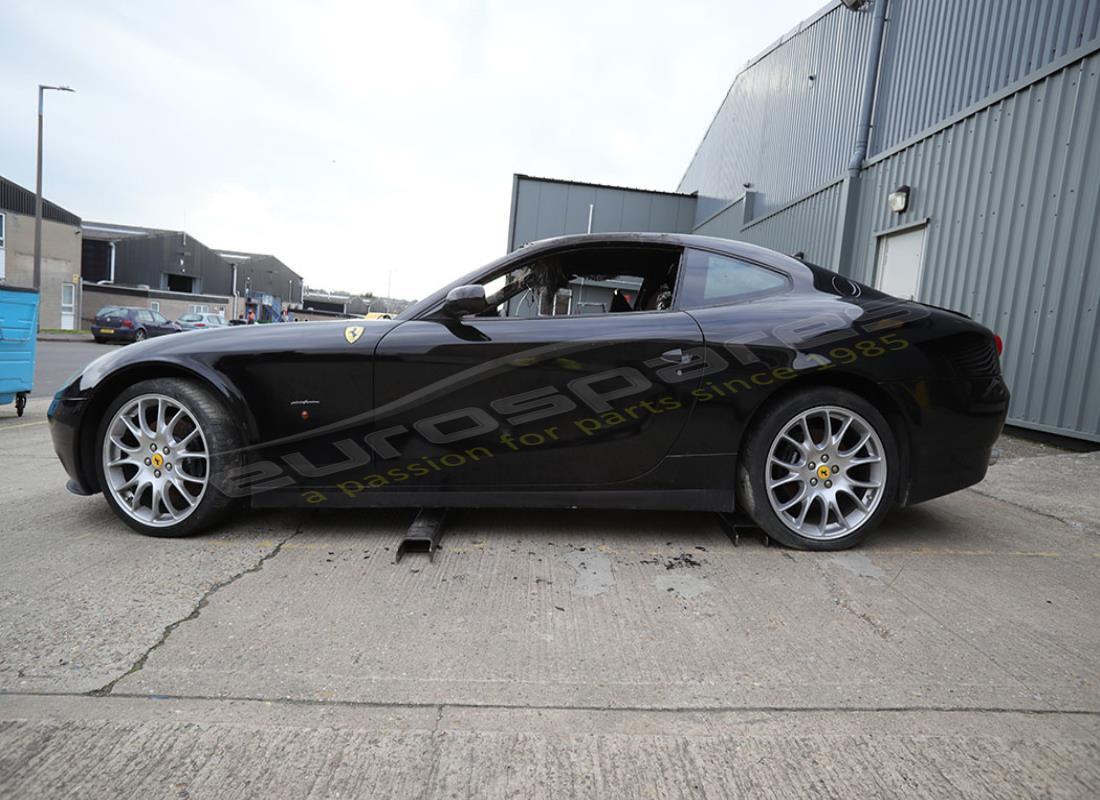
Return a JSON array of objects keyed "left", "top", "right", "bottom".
[
  {"left": 508, "top": 0, "right": 1100, "bottom": 442},
  {"left": 81, "top": 223, "right": 304, "bottom": 325},
  {"left": 0, "top": 179, "right": 308, "bottom": 329}
]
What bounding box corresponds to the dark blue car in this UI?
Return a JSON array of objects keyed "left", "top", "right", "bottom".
[{"left": 91, "top": 306, "right": 181, "bottom": 344}]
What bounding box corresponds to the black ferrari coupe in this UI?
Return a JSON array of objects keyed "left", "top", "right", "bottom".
[{"left": 49, "top": 233, "right": 1009, "bottom": 549}]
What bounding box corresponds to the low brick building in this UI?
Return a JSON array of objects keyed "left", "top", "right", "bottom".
[{"left": 0, "top": 175, "right": 83, "bottom": 329}]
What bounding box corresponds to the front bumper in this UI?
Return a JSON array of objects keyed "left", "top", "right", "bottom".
[{"left": 48, "top": 393, "right": 96, "bottom": 495}]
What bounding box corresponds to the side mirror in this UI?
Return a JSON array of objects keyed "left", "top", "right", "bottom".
[{"left": 442, "top": 284, "right": 487, "bottom": 317}]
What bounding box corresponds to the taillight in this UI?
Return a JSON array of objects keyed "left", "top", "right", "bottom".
[
  {"left": 993, "top": 334, "right": 1003, "bottom": 356},
  {"left": 122, "top": 319, "right": 133, "bottom": 329},
  {"left": 195, "top": 323, "right": 205, "bottom": 327}
]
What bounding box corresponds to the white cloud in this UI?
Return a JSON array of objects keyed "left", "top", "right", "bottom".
[{"left": 0, "top": 0, "right": 825, "bottom": 300}]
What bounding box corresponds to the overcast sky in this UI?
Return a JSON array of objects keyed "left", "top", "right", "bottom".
[{"left": 1, "top": 0, "right": 823, "bottom": 300}]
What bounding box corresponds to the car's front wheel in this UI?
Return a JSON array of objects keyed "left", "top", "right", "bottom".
[
  {"left": 738, "top": 387, "right": 898, "bottom": 550},
  {"left": 95, "top": 378, "right": 241, "bottom": 537}
]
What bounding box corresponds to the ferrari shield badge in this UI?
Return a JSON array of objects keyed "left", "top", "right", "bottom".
[{"left": 344, "top": 325, "right": 365, "bottom": 344}]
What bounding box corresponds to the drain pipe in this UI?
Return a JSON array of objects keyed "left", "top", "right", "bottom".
[
  {"left": 834, "top": 0, "right": 889, "bottom": 272},
  {"left": 848, "top": 0, "right": 888, "bottom": 175}
]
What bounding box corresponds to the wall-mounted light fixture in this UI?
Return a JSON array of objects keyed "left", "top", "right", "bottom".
[{"left": 888, "top": 185, "right": 910, "bottom": 213}]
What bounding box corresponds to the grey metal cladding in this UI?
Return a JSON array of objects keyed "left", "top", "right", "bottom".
[
  {"left": 692, "top": 181, "right": 844, "bottom": 267},
  {"left": 678, "top": 3, "right": 874, "bottom": 220},
  {"left": 0, "top": 175, "right": 81, "bottom": 226},
  {"left": 871, "top": 0, "right": 1100, "bottom": 155},
  {"left": 678, "top": 0, "right": 1100, "bottom": 224},
  {"left": 111, "top": 232, "right": 233, "bottom": 296},
  {"left": 509, "top": 175, "right": 696, "bottom": 251},
  {"left": 693, "top": 198, "right": 745, "bottom": 240},
  {"left": 738, "top": 182, "right": 845, "bottom": 265},
  {"left": 850, "top": 51, "right": 1100, "bottom": 439}
]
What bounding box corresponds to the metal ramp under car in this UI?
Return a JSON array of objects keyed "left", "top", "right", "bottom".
[{"left": 395, "top": 508, "right": 450, "bottom": 563}]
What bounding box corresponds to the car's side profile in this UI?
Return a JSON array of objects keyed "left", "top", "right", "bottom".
[
  {"left": 51, "top": 234, "right": 1009, "bottom": 549},
  {"left": 91, "top": 306, "right": 181, "bottom": 344}
]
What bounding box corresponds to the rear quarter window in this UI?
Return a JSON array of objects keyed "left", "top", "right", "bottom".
[{"left": 678, "top": 249, "right": 788, "bottom": 308}]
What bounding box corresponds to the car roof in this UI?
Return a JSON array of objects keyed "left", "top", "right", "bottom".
[{"left": 518, "top": 232, "right": 809, "bottom": 272}]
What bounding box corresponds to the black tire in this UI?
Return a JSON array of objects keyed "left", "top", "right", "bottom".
[
  {"left": 737, "top": 387, "right": 899, "bottom": 550},
  {"left": 16, "top": 394, "right": 26, "bottom": 417},
  {"left": 95, "top": 378, "right": 242, "bottom": 537},
  {"left": 132, "top": 329, "right": 147, "bottom": 343},
  {"left": 93, "top": 336, "right": 106, "bottom": 344}
]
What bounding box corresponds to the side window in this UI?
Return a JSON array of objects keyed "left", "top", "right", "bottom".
[
  {"left": 486, "top": 247, "right": 679, "bottom": 318},
  {"left": 678, "top": 249, "right": 788, "bottom": 308},
  {"left": 138, "top": 310, "right": 155, "bottom": 323},
  {"left": 153, "top": 312, "right": 169, "bottom": 324}
]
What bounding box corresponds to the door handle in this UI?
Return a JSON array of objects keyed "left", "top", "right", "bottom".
[{"left": 660, "top": 348, "right": 693, "bottom": 364}]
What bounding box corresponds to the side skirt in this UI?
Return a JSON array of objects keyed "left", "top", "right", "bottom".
[{"left": 251, "top": 487, "right": 733, "bottom": 513}]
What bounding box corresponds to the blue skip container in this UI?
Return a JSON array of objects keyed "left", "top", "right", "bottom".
[{"left": 0, "top": 286, "right": 40, "bottom": 417}]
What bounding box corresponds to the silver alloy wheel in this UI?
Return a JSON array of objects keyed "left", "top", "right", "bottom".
[
  {"left": 764, "top": 405, "right": 887, "bottom": 540},
  {"left": 102, "top": 393, "right": 210, "bottom": 527}
]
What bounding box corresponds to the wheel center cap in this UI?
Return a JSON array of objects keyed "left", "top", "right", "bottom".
[
  {"left": 817, "top": 464, "right": 831, "bottom": 481},
  {"left": 151, "top": 453, "right": 165, "bottom": 469}
]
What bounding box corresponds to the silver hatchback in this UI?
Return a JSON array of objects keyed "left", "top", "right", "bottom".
[{"left": 176, "top": 313, "right": 227, "bottom": 331}]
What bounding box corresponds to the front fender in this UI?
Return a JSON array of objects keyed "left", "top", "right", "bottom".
[{"left": 58, "top": 355, "right": 261, "bottom": 494}]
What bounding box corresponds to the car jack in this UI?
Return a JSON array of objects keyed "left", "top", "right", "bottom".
[{"left": 396, "top": 508, "right": 450, "bottom": 563}]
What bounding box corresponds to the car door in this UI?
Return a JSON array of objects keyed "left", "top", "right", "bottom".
[
  {"left": 151, "top": 311, "right": 175, "bottom": 335},
  {"left": 136, "top": 309, "right": 156, "bottom": 335},
  {"left": 369, "top": 258, "right": 707, "bottom": 490}
]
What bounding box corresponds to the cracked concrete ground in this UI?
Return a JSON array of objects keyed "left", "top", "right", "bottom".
[{"left": 2, "top": 397, "right": 1099, "bottom": 798}]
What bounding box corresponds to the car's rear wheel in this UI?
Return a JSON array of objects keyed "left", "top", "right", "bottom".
[
  {"left": 133, "top": 329, "right": 147, "bottom": 343},
  {"left": 738, "top": 387, "right": 898, "bottom": 550},
  {"left": 95, "top": 378, "right": 241, "bottom": 537},
  {"left": 93, "top": 336, "right": 106, "bottom": 344}
]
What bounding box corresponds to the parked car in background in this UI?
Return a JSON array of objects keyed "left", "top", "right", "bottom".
[
  {"left": 177, "top": 313, "right": 227, "bottom": 331},
  {"left": 91, "top": 306, "right": 181, "bottom": 344}
]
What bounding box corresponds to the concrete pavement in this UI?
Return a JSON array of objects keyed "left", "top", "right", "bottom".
[{"left": 1, "top": 396, "right": 1098, "bottom": 798}]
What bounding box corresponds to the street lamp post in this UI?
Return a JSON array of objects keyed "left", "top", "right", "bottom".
[{"left": 33, "top": 84, "right": 75, "bottom": 293}]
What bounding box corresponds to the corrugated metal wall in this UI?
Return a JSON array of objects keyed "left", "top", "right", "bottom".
[
  {"left": 0, "top": 175, "right": 82, "bottom": 226},
  {"left": 678, "top": 2, "right": 873, "bottom": 221},
  {"left": 508, "top": 175, "right": 696, "bottom": 252},
  {"left": 678, "top": 1, "right": 1100, "bottom": 218},
  {"left": 693, "top": 199, "right": 745, "bottom": 239},
  {"left": 694, "top": 181, "right": 845, "bottom": 265},
  {"left": 871, "top": 0, "right": 1100, "bottom": 154},
  {"left": 850, "top": 51, "right": 1100, "bottom": 439}
]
